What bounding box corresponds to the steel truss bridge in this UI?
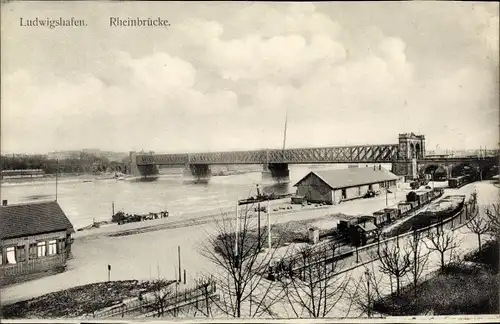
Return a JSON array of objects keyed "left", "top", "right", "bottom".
[{"left": 135, "top": 144, "right": 402, "bottom": 165}]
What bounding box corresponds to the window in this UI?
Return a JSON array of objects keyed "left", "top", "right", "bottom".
[
  {"left": 16, "top": 245, "right": 26, "bottom": 262},
  {"left": 47, "top": 240, "right": 57, "bottom": 255},
  {"left": 341, "top": 189, "right": 347, "bottom": 199},
  {"left": 6, "top": 247, "right": 16, "bottom": 264},
  {"left": 29, "top": 243, "right": 37, "bottom": 260},
  {"left": 37, "top": 241, "right": 46, "bottom": 257}
]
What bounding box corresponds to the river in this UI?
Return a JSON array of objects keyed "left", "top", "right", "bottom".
[{"left": 0, "top": 164, "right": 392, "bottom": 229}]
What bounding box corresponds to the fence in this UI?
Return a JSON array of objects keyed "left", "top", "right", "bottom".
[
  {"left": 84, "top": 280, "right": 216, "bottom": 319},
  {"left": 0, "top": 254, "right": 66, "bottom": 284},
  {"left": 269, "top": 195, "right": 476, "bottom": 280}
]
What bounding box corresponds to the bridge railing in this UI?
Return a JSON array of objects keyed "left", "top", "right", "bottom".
[{"left": 136, "top": 144, "right": 401, "bottom": 165}]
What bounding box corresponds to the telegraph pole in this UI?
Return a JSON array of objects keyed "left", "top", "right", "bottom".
[
  {"left": 267, "top": 200, "right": 272, "bottom": 250},
  {"left": 55, "top": 159, "right": 59, "bottom": 202},
  {"left": 257, "top": 202, "right": 261, "bottom": 251},
  {"left": 235, "top": 200, "right": 239, "bottom": 268},
  {"left": 178, "top": 245, "right": 181, "bottom": 283}
]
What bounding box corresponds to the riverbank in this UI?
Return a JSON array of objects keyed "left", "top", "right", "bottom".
[
  {"left": 2, "top": 181, "right": 494, "bottom": 307},
  {"left": 1, "top": 187, "right": 407, "bottom": 305}
]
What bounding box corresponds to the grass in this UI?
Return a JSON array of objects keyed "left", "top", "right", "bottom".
[
  {"left": 373, "top": 239, "right": 500, "bottom": 316},
  {"left": 463, "top": 239, "right": 499, "bottom": 272},
  {"left": 1, "top": 279, "right": 175, "bottom": 319}
]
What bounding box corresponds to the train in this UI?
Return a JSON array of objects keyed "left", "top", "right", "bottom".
[
  {"left": 337, "top": 187, "right": 444, "bottom": 246},
  {"left": 448, "top": 175, "right": 470, "bottom": 188}
]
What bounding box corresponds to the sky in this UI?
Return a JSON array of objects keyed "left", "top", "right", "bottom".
[{"left": 1, "top": 1, "right": 499, "bottom": 154}]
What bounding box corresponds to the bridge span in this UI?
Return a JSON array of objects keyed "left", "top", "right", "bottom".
[{"left": 128, "top": 132, "right": 498, "bottom": 182}]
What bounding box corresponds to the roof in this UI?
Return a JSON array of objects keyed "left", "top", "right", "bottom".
[
  {"left": 0, "top": 201, "right": 74, "bottom": 240},
  {"left": 294, "top": 167, "right": 398, "bottom": 190}
]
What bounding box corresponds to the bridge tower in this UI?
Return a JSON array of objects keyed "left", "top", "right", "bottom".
[{"left": 392, "top": 133, "right": 426, "bottom": 180}]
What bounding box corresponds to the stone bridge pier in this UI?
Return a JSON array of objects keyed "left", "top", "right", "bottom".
[
  {"left": 128, "top": 151, "right": 159, "bottom": 177},
  {"left": 262, "top": 163, "right": 290, "bottom": 183},
  {"left": 183, "top": 164, "right": 211, "bottom": 182}
]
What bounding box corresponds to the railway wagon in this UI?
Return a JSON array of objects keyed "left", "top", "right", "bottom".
[
  {"left": 372, "top": 207, "right": 399, "bottom": 226},
  {"left": 406, "top": 189, "right": 433, "bottom": 206},
  {"left": 448, "top": 175, "right": 470, "bottom": 188},
  {"left": 397, "top": 202, "right": 413, "bottom": 215}
]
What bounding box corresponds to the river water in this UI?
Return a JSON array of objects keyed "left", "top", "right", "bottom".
[{"left": 1, "top": 163, "right": 392, "bottom": 229}]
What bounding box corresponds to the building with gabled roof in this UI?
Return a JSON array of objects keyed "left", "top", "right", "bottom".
[
  {"left": 294, "top": 166, "right": 399, "bottom": 205},
  {"left": 0, "top": 200, "right": 75, "bottom": 285}
]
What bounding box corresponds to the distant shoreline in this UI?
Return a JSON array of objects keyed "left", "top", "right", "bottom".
[
  {"left": 0, "top": 173, "right": 118, "bottom": 186},
  {"left": 0, "top": 169, "right": 259, "bottom": 187}
]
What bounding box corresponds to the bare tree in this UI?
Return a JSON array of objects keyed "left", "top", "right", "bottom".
[
  {"left": 375, "top": 238, "right": 412, "bottom": 297},
  {"left": 149, "top": 279, "right": 175, "bottom": 317},
  {"left": 185, "top": 276, "right": 217, "bottom": 318},
  {"left": 405, "top": 230, "right": 430, "bottom": 298},
  {"left": 485, "top": 203, "right": 500, "bottom": 239},
  {"left": 279, "top": 242, "right": 350, "bottom": 318},
  {"left": 347, "top": 261, "right": 387, "bottom": 318},
  {"left": 197, "top": 202, "right": 286, "bottom": 318},
  {"left": 425, "top": 225, "right": 461, "bottom": 271},
  {"left": 466, "top": 196, "right": 490, "bottom": 250}
]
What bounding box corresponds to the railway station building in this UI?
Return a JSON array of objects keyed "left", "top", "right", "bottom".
[
  {"left": 0, "top": 200, "right": 74, "bottom": 285},
  {"left": 293, "top": 166, "right": 399, "bottom": 205}
]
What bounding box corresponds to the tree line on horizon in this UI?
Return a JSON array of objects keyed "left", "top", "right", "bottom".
[{"left": 0, "top": 153, "right": 128, "bottom": 174}]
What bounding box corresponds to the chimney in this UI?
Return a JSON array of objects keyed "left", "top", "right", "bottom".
[{"left": 2, "top": 200, "right": 7, "bottom": 206}]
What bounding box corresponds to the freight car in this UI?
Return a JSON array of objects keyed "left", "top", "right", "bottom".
[
  {"left": 406, "top": 188, "right": 444, "bottom": 207},
  {"left": 372, "top": 207, "right": 400, "bottom": 227},
  {"left": 448, "top": 175, "right": 470, "bottom": 188}
]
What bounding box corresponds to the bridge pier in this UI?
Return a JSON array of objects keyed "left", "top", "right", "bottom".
[
  {"left": 183, "top": 164, "right": 211, "bottom": 182},
  {"left": 128, "top": 151, "right": 159, "bottom": 178},
  {"left": 262, "top": 163, "right": 290, "bottom": 183}
]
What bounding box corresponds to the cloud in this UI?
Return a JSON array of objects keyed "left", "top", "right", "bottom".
[{"left": 1, "top": 2, "right": 498, "bottom": 154}]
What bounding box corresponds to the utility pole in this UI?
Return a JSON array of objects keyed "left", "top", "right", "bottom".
[
  {"left": 235, "top": 200, "right": 239, "bottom": 265},
  {"left": 257, "top": 202, "right": 261, "bottom": 251},
  {"left": 267, "top": 200, "right": 272, "bottom": 250},
  {"left": 178, "top": 245, "right": 181, "bottom": 283},
  {"left": 55, "top": 159, "right": 60, "bottom": 202},
  {"left": 112, "top": 201, "right": 115, "bottom": 217},
  {"left": 385, "top": 184, "right": 388, "bottom": 206}
]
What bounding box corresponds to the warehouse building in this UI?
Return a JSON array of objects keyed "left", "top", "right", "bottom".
[{"left": 294, "top": 166, "right": 399, "bottom": 205}]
